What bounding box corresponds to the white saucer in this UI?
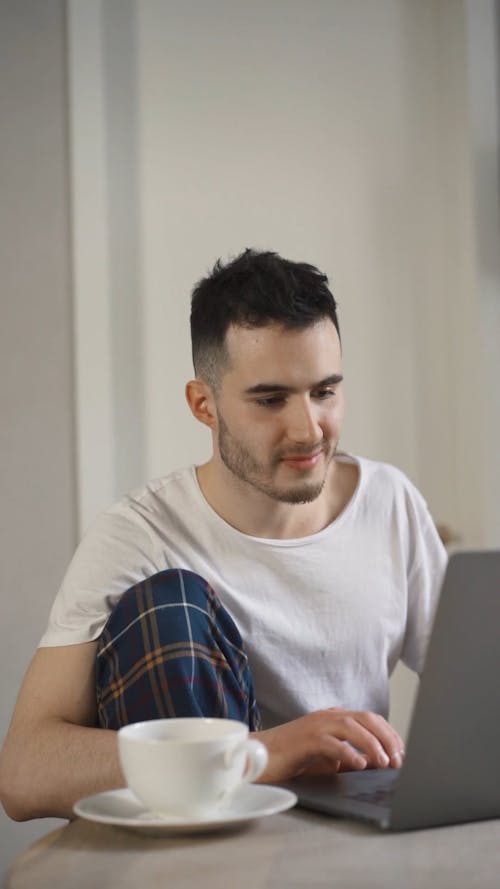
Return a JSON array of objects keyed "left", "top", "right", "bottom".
[{"left": 73, "top": 784, "right": 297, "bottom": 837}]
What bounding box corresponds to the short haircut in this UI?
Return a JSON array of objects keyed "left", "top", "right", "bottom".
[{"left": 190, "top": 248, "right": 340, "bottom": 388}]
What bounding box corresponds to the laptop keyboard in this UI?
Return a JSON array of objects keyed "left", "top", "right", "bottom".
[{"left": 342, "top": 786, "right": 395, "bottom": 807}]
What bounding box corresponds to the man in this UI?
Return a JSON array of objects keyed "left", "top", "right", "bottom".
[{"left": 0, "top": 249, "right": 447, "bottom": 821}]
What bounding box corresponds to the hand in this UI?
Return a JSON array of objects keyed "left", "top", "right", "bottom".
[{"left": 253, "top": 708, "right": 405, "bottom": 784}]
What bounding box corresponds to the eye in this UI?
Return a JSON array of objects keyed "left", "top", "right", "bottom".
[
  {"left": 255, "top": 395, "right": 287, "bottom": 408},
  {"left": 313, "top": 387, "right": 336, "bottom": 400}
]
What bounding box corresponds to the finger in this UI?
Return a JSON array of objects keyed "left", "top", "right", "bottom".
[
  {"left": 327, "top": 708, "right": 405, "bottom": 766},
  {"left": 315, "top": 732, "right": 368, "bottom": 771},
  {"left": 352, "top": 712, "right": 405, "bottom": 768},
  {"left": 323, "top": 713, "right": 396, "bottom": 768},
  {"left": 300, "top": 756, "right": 342, "bottom": 778}
]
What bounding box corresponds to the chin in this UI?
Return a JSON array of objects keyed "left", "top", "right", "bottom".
[{"left": 272, "top": 483, "right": 325, "bottom": 505}]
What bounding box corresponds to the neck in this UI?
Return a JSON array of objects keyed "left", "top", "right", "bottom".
[{"left": 195, "top": 456, "right": 353, "bottom": 539}]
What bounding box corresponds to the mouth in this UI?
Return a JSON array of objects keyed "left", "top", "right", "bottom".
[{"left": 280, "top": 450, "right": 324, "bottom": 471}]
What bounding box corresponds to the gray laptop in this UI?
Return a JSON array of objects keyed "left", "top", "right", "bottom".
[{"left": 283, "top": 550, "right": 500, "bottom": 830}]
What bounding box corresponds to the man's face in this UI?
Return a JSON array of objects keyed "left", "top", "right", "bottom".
[{"left": 213, "top": 319, "right": 344, "bottom": 504}]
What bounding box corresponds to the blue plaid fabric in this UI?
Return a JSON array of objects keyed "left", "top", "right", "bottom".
[{"left": 96, "top": 569, "right": 261, "bottom": 731}]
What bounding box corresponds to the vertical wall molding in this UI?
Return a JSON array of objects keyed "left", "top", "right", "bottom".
[
  {"left": 102, "top": 0, "right": 145, "bottom": 500},
  {"left": 67, "top": 0, "right": 144, "bottom": 533},
  {"left": 67, "top": 0, "right": 115, "bottom": 532}
]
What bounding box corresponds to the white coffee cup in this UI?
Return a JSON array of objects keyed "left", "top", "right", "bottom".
[{"left": 117, "top": 717, "right": 268, "bottom": 818}]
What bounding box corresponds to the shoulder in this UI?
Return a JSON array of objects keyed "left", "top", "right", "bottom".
[
  {"left": 117, "top": 465, "right": 195, "bottom": 509},
  {"left": 346, "top": 454, "right": 447, "bottom": 588},
  {"left": 39, "top": 467, "right": 198, "bottom": 646},
  {"left": 95, "top": 466, "right": 196, "bottom": 528},
  {"left": 353, "top": 451, "right": 446, "bottom": 560},
  {"left": 70, "top": 466, "right": 198, "bottom": 569},
  {"left": 347, "top": 453, "right": 424, "bottom": 504},
  {"left": 349, "top": 453, "right": 438, "bottom": 537}
]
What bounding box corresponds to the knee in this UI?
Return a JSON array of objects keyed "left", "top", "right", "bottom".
[
  {"left": 147, "top": 568, "right": 215, "bottom": 610},
  {"left": 107, "top": 568, "right": 213, "bottom": 624},
  {"left": 97, "top": 569, "right": 217, "bottom": 656}
]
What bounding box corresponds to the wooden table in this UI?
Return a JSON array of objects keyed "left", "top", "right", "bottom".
[{"left": 6, "top": 809, "right": 500, "bottom": 889}]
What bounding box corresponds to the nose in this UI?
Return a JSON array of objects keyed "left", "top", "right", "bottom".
[{"left": 285, "top": 397, "right": 322, "bottom": 446}]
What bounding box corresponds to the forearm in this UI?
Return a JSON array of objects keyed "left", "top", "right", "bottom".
[{"left": 0, "top": 720, "right": 125, "bottom": 821}]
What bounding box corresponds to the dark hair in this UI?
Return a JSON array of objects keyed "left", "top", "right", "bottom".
[{"left": 190, "top": 248, "right": 339, "bottom": 387}]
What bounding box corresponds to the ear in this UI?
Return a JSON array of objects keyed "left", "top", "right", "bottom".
[{"left": 185, "top": 379, "right": 218, "bottom": 430}]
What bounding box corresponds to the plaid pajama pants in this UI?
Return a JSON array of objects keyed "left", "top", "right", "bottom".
[{"left": 96, "top": 569, "right": 262, "bottom": 731}]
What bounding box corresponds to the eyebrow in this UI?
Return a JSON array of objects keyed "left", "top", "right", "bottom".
[{"left": 243, "top": 374, "right": 344, "bottom": 396}]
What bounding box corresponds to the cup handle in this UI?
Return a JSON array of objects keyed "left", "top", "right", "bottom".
[{"left": 242, "top": 738, "right": 268, "bottom": 783}]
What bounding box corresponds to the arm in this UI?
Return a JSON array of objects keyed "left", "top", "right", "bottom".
[
  {"left": 0, "top": 646, "right": 404, "bottom": 821},
  {"left": 0, "top": 642, "right": 125, "bottom": 821}
]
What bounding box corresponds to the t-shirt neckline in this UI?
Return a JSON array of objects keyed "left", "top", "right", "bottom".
[{"left": 188, "top": 452, "right": 363, "bottom": 547}]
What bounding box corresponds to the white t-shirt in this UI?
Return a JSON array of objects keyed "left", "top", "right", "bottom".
[{"left": 40, "top": 453, "right": 447, "bottom": 728}]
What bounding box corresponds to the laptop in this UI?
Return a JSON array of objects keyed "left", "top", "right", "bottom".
[{"left": 283, "top": 550, "right": 500, "bottom": 831}]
